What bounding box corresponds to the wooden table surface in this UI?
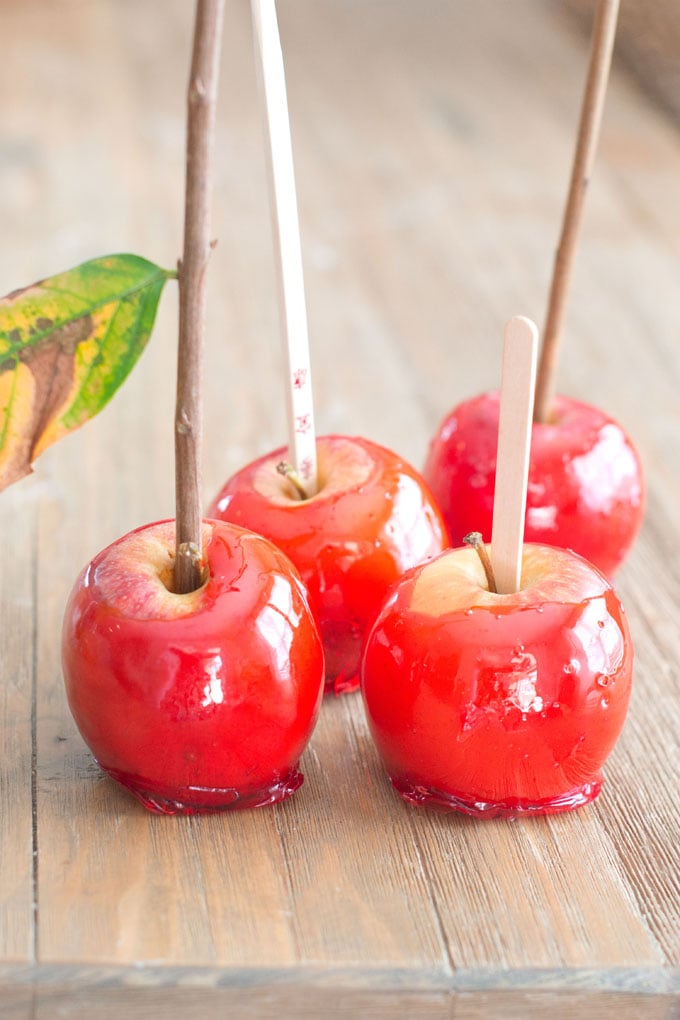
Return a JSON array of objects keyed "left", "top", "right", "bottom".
[{"left": 1, "top": 1, "right": 679, "bottom": 1017}]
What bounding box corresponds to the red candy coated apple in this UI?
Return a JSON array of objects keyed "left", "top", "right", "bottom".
[
  {"left": 208, "top": 434, "right": 449, "bottom": 695},
  {"left": 361, "top": 543, "right": 633, "bottom": 817},
  {"left": 424, "top": 392, "right": 644, "bottom": 576},
  {"left": 62, "top": 519, "right": 324, "bottom": 814}
]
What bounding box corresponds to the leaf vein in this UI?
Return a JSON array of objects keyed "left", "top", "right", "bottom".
[{"left": 0, "top": 265, "right": 172, "bottom": 362}]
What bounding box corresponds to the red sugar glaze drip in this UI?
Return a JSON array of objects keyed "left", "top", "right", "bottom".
[
  {"left": 391, "top": 775, "right": 603, "bottom": 819},
  {"left": 103, "top": 765, "right": 304, "bottom": 815}
]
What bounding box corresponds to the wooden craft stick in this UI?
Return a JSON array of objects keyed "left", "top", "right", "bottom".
[
  {"left": 491, "top": 316, "right": 539, "bottom": 594},
  {"left": 534, "top": 0, "right": 620, "bottom": 423},
  {"left": 250, "top": 0, "right": 318, "bottom": 496}
]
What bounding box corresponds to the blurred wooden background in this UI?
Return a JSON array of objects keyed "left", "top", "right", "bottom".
[
  {"left": 0, "top": 1, "right": 679, "bottom": 1017},
  {"left": 568, "top": 0, "right": 680, "bottom": 122}
]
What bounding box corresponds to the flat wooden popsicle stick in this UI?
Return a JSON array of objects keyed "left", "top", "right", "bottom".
[
  {"left": 533, "top": 0, "right": 620, "bottom": 423},
  {"left": 491, "top": 316, "right": 539, "bottom": 595},
  {"left": 250, "top": 0, "right": 318, "bottom": 496}
]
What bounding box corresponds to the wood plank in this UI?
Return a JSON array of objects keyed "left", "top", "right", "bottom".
[
  {"left": 0, "top": 0, "right": 677, "bottom": 1010},
  {"left": 0, "top": 496, "right": 35, "bottom": 964},
  {"left": 29, "top": 983, "right": 453, "bottom": 1020},
  {"left": 597, "top": 538, "right": 680, "bottom": 968},
  {"left": 408, "top": 804, "right": 662, "bottom": 969},
  {"left": 0, "top": 968, "right": 667, "bottom": 1019},
  {"left": 1, "top": 973, "right": 673, "bottom": 1020},
  {"left": 273, "top": 696, "right": 449, "bottom": 969},
  {"left": 455, "top": 990, "right": 677, "bottom": 1020}
]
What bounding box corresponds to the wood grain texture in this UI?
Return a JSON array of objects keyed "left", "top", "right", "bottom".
[
  {"left": 0, "top": 498, "right": 34, "bottom": 963},
  {"left": 0, "top": 0, "right": 679, "bottom": 1015}
]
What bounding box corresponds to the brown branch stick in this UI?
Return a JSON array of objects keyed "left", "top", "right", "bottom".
[
  {"left": 534, "top": 0, "right": 620, "bottom": 423},
  {"left": 174, "top": 0, "right": 225, "bottom": 594}
]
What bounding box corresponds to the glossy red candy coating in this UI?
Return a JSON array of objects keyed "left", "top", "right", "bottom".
[
  {"left": 62, "top": 520, "right": 324, "bottom": 814},
  {"left": 361, "top": 545, "right": 633, "bottom": 817},
  {"left": 208, "top": 435, "right": 449, "bottom": 695},
  {"left": 424, "top": 392, "right": 644, "bottom": 576}
]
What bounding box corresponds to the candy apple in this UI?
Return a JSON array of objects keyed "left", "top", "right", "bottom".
[
  {"left": 207, "top": 434, "right": 449, "bottom": 696},
  {"left": 361, "top": 542, "right": 633, "bottom": 817},
  {"left": 424, "top": 393, "right": 644, "bottom": 576},
  {"left": 62, "top": 519, "right": 324, "bottom": 814}
]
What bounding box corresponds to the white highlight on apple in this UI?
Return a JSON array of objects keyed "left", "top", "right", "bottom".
[{"left": 201, "top": 654, "right": 225, "bottom": 707}]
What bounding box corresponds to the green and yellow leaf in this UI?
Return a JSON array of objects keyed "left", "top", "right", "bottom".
[{"left": 0, "top": 254, "right": 174, "bottom": 492}]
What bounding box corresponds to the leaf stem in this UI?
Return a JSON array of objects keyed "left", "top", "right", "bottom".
[{"left": 174, "top": 0, "right": 225, "bottom": 595}]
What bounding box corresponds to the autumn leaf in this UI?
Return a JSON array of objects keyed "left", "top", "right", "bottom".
[{"left": 0, "top": 254, "right": 174, "bottom": 492}]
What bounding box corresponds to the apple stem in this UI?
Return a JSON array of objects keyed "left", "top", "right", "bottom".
[
  {"left": 533, "top": 0, "right": 620, "bottom": 424},
  {"left": 464, "top": 532, "right": 498, "bottom": 594},
  {"left": 174, "top": 0, "right": 225, "bottom": 595},
  {"left": 276, "top": 460, "right": 308, "bottom": 500},
  {"left": 250, "top": 0, "right": 319, "bottom": 497}
]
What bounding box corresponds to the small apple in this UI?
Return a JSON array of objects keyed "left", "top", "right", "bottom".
[
  {"left": 361, "top": 542, "right": 633, "bottom": 817},
  {"left": 62, "top": 519, "right": 324, "bottom": 814},
  {"left": 207, "top": 434, "right": 449, "bottom": 695},
  {"left": 424, "top": 392, "right": 644, "bottom": 576}
]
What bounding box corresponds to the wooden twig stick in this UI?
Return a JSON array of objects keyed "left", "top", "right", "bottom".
[
  {"left": 174, "top": 0, "right": 225, "bottom": 594},
  {"left": 491, "top": 317, "right": 539, "bottom": 595},
  {"left": 250, "top": 0, "right": 318, "bottom": 497},
  {"left": 533, "top": 0, "right": 620, "bottom": 423}
]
